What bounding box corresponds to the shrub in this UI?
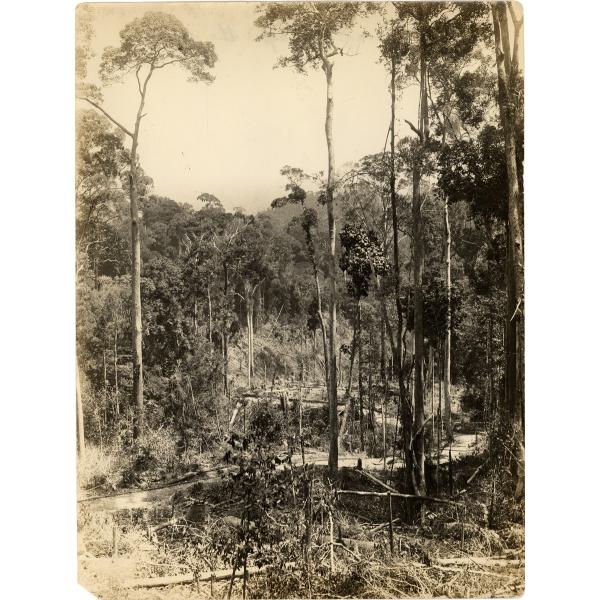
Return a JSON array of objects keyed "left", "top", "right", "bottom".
[{"left": 248, "top": 402, "right": 286, "bottom": 447}]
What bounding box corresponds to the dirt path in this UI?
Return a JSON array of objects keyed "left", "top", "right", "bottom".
[{"left": 80, "top": 430, "right": 485, "bottom": 513}]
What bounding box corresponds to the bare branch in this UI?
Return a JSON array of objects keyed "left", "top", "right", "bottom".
[
  {"left": 404, "top": 119, "right": 423, "bottom": 141},
  {"left": 153, "top": 57, "right": 186, "bottom": 70},
  {"left": 77, "top": 97, "right": 133, "bottom": 138},
  {"left": 135, "top": 66, "right": 143, "bottom": 97}
]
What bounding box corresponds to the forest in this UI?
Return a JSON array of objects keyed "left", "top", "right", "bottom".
[{"left": 76, "top": 2, "right": 524, "bottom": 598}]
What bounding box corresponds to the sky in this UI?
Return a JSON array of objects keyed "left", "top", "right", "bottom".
[{"left": 78, "top": 2, "right": 421, "bottom": 213}]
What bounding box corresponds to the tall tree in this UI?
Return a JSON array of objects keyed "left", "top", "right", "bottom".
[
  {"left": 77, "top": 12, "right": 217, "bottom": 439},
  {"left": 388, "top": 1, "right": 490, "bottom": 493},
  {"left": 491, "top": 1, "right": 524, "bottom": 498},
  {"left": 256, "top": 2, "right": 372, "bottom": 473}
]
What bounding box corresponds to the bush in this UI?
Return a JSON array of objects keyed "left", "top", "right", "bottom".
[
  {"left": 120, "top": 427, "right": 180, "bottom": 486},
  {"left": 248, "top": 402, "right": 286, "bottom": 447}
]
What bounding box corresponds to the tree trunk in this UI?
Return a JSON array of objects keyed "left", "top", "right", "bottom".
[
  {"left": 411, "top": 31, "right": 428, "bottom": 495},
  {"left": 381, "top": 311, "right": 388, "bottom": 473},
  {"left": 223, "top": 263, "right": 230, "bottom": 396},
  {"left": 103, "top": 348, "right": 108, "bottom": 428},
  {"left": 339, "top": 302, "right": 358, "bottom": 440},
  {"left": 76, "top": 364, "right": 85, "bottom": 459},
  {"left": 430, "top": 346, "right": 435, "bottom": 461},
  {"left": 444, "top": 197, "right": 453, "bottom": 440},
  {"left": 368, "top": 328, "right": 374, "bottom": 434},
  {"left": 314, "top": 269, "right": 330, "bottom": 394},
  {"left": 113, "top": 328, "right": 119, "bottom": 416},
  {"left": 492, "top": 2, "right": 525, "bottom": 498},
  {"left": 130, "top": 140, "right": 144, "bottom": 440},
  {"left": 313, "top": 330, "right": 317, "bottom": 381},
  {"left": 247, "top": 297, "right": 251, "bottom": 388},
  {"left": 129, "top": 75, "right": 152, "bottom": 441},
  {"left": 389, "top": 54, "right": 414, "bottom": 489},
  {"left": 358, "top": 301, "right": 364, "bottom": 452},
  {"left": 250, "top": 298, "right": 255, "bottom": 377},
  {"left": 322, "top": 57, "right": 338, "bottom": 474},
  {"left": 193, "top": 299, "right": 198, "bottom": 335},
  {"left": 208, "top": 286, "right": 213, "bottom": 350}
]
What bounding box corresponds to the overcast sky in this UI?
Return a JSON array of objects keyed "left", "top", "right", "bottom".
[{"left": 79, "top": 2, "right": 421, "bottom": 213}]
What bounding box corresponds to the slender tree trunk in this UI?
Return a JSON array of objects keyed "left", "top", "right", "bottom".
[
  {"left": 358, "top": 301, "right": 364, "bottom": 452},
  {"left": 130, "top": 140, "right": 144, "bottom": 439},
  {"left": 313, "top": 330, "right": 317, "bottom": 381},
  {"left": 103, "top": 349, "right": 108, "bottom": 427},
  {"left": 339, "top": 303, "right": 358, "bottom": 439},
  {"left": 208, "top": 287, "right": 213, "bottom": 350},
  {"left": 492, "top": 2, "right": 525, "bottom": 498},
  {"left": 437, "top": 350, "right": 442, "bottom": 493},
  {"left": 250, "top": 298, "right": 255, "bottom": 377},
  {"left": 129, "top": 75, "right": 152, "bottom": 440},
  {"left": 411, "top": 31, "right": 428, "bottom": 495},
  {"left": 381, "top": 311, "right": 388, "bottom": 473},
  {"left": 223, "top": 263, "right": 230, "bottom": 396},
  {"left": 430, "top": 346, "right": 435, "bottom": 461},
  {"left": 313, "top": 268, "right": 330, "bottom": 394},
  {"left": 193, "top": 299, "right": 198, "bottom": 335},
  {"left": 444, "top": 197, "right": 453, "bottom": 440},
  {"left": 247, "top": 298, "right": 251, "bottom": 388},
  {"left": 113, "top": 328, "right": 119, "bottom": 416},
  {"left": 389, "top": 54, "right": 414, "bottom": 489},
  {"left": 368, "top": 328, "right": 374, "bottom": 434},
  {"left": 76, "top": 364, "right": 85, "bottom": 459},
  {"left": 322, "top": 57, "right": 338, "bottom": 474}
]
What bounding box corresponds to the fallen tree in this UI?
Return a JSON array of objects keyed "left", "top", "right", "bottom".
[{"left": 124, "top": 562, "right": 297, "bottom": 589}]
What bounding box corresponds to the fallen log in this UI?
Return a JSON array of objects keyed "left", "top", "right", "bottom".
[
  {"left": 124, "top": 562, "right": 297, "bottom": 589},
  {"left": 316, "top": 535, "right": 375, "bottom": 552},
  {"left": 336, "top": 489, "right": 464, "bottom": 507},
  {"left": 435, "top": 556, "right": 522, "bottom": 568},
  {"left": 467, "top": 459, "right": 488, "bottom": 485},
  {"left": 370, "top": 517, "right": 401, "bottom": 533},
  {"left": 429, "top": 565, "right": 512, "bottom": 578},
  {"left": 79, "top": 465, "right": 233, "bottom": 504},
  {"left": 356, "top": 466, "right": 400, "bottom": 494}
]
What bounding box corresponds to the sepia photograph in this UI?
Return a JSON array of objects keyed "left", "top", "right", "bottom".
[{"left": 75, "top": 2, "right": 525, "bottom": 597}]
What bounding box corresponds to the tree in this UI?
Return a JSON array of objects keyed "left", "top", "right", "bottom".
[
  {"left": 383, "top": 1, "right": 491, "bottom": 494},
  {"left": 77, "top": 11, "right": 217, "bottom": 439},
  {"left": 272, "top": 167, "right": 333, "bottom": 399},
  {"left": 338, "top": 223, "right": 389, "bottom": 448},
  {"left": 256, "top": 1, "right": 373, "bottom": 474},
  {"left": 490, "top": 1, "right": 524, "bottom": 498}
]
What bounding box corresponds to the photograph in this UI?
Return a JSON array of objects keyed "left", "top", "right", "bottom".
[{"left": 75, "top": 2, "right": 525, "bottom": 597}]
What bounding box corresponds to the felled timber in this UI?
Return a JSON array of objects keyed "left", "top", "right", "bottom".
[{"left": 124, "top": 562, "right": 297, "bottom": 589}]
